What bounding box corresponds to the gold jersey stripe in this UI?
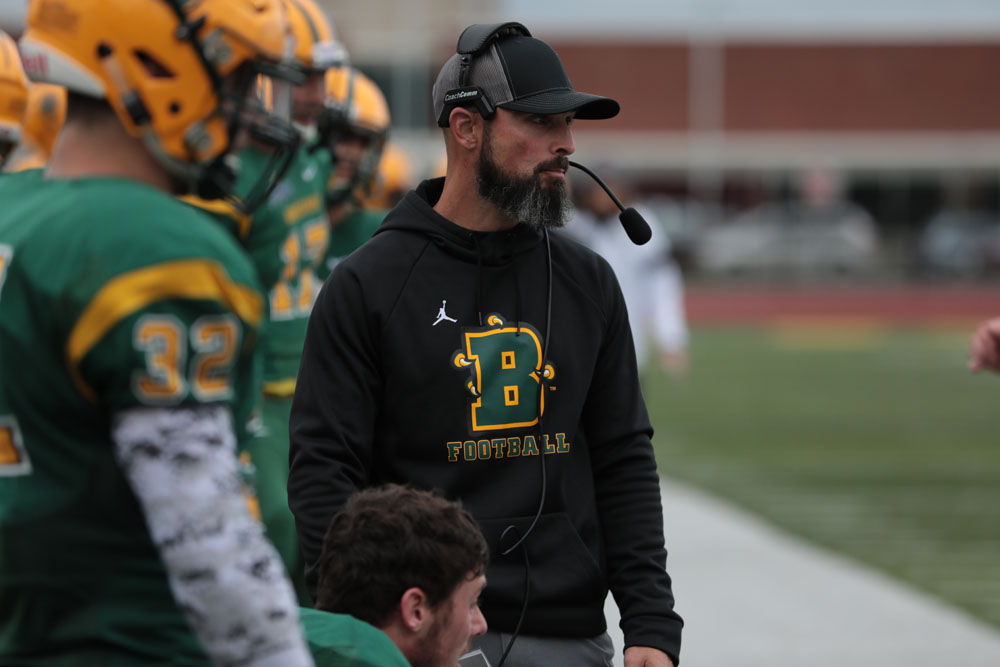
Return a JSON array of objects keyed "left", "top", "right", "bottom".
[
  {"left": 179, "top": 194, "right": 253, "bottom": 240},
  {"left": 262, "top": 378, "right": 297, "bottom": 398},
  {"left": 66, "top": 259, "right": 263, "bottom": 403}
]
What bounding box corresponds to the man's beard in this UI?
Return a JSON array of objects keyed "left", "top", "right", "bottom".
[{"left": 476, "top": 125, "right": 569, "bottom": 231}]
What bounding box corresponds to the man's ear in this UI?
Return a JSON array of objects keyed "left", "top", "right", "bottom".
[
  {"left": 399, "top": 587, "right": 431, "bottom": 634},
  {"left": 448, "top": 107, "right": 481, "bottom": 151}
]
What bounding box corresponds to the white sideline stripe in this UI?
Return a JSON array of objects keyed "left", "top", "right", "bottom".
[{"left": 603, "top": 476, "right": 1000, "bottom": 666}]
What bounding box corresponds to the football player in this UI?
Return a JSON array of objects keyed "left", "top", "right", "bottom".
[
  {"left": 0, "top": 1, "right": 313, "bottom": 665},
  {"left": 316, "top": 66, "right": 392, "bottom": 280},
  {"left": 184, "top": 0, "right": 344, "bottom": 604},
  {"left": 365, "top": 141, "right": 415, "bottom": 210}
]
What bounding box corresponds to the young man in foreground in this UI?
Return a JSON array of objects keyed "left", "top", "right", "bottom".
[{"left": 310, "top": 484, "right": 488, "bottom": 667}]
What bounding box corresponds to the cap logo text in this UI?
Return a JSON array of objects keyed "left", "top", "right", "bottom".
[{"left": 444, "top": 88, "right": 480, "bottom": 103}]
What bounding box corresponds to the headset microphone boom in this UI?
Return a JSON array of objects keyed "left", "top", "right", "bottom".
[{"left": 568, "top": 161, "right": 652, "bottom": 245}]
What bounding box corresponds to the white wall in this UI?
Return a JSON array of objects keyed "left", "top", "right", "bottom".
[{"left": 500, "top": 0, "right": 1000, "bottom": 40}]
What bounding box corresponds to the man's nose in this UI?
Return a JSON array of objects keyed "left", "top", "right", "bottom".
[
  {"left": 554, "top": 124, "right": 575, "bottom": 157},
  {"left": 470, "top": 606, "right": 488, "bottom": 637}
]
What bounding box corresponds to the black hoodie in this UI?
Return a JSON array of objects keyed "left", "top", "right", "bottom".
[{"left": 289, "top": 178, "right": 682, "bottom": 663}]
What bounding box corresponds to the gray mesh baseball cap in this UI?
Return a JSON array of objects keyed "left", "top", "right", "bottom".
[{"left": 433, "top": 24, "right": 620, "bottom": 127}]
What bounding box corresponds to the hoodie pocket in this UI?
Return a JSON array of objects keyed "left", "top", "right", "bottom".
[{"left": 477, "top": 512, "right": 606, "bottom": 609}]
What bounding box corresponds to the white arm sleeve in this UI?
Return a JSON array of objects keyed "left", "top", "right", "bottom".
[
  {"left": 650, "top": 261, "right": 689, "bottom": 353},
  {"left": 112, "top": 405, "right": 314, "bottom": 667}
]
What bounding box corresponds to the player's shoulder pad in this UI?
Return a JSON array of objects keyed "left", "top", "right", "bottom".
[{"left": 180, "top": 194, "right": 253, "bottom": 240}]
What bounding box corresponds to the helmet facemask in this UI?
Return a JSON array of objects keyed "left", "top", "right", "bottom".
[
  {"left": 156, "top": 8, "right": 304, "bottom": 212},
  {"left": 319, "top": 118, "right": 386, "bottom": 206},
  {"left": 0, "top": 139, "right": 17, "bottom": 168},
  {"left": 317, "top": 67, "right": 389, "bottom": 207},
  {"left": 191, "top": 56, "right": 303, "bottom": 212}
]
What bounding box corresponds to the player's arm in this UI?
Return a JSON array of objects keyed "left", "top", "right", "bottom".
[
  {"left": 70, "top": 253, "right": 311, "bottom": 666},
  {"left": 288, "top": 261, "right": 380, "bottom": 597},
  {"left": 112, "top": 404, "right": 313, "bottom": 667}
]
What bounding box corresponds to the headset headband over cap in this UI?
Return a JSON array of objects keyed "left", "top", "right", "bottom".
[{"left": 433, "top": 22, "right": 619, "bottom": 127}]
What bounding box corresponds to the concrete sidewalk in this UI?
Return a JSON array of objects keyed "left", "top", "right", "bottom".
[{"left": 604, "top": 477, "right": 1000, "bottom": 666}]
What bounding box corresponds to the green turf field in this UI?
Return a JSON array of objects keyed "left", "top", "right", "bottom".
[{"left": 644, "top": 324, "right": 1000, "bottom": 629}]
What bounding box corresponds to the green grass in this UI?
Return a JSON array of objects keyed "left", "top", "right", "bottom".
[{"left": 645, "top": 325, "right": 1000, "bottom": 628}]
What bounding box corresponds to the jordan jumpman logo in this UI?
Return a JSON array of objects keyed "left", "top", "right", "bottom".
[{"left": 433, "top": 299, "right": 458, "bottom": 326}]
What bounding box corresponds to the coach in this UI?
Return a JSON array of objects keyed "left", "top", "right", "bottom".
[{"left": 289, "top": 22, "right": 683, "bottom": 667}]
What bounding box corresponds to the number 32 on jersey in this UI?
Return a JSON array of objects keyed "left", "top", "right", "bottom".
[{"left": 132, "top": 313, "right": 241, "bottom": 404}]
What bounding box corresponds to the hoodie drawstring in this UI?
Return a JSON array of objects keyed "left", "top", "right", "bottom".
[
  {"left": 473, "top": 235, "right": 484, "bottom": 326},
  {"left": 514, "top": 266, "right": 522, "bottom": 336}
]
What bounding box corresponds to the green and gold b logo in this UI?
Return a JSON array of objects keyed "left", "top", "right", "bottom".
[{"left": 451, "top": 314, "right": 555, "bottom": 432}]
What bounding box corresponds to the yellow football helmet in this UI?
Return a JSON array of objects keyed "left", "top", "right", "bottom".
[
  {"left": 320, "top": 67, "right": 390, "bottom": 205},
  {"left": 283, "top": 0, "right": 345, "bottom": 129},
  {"left": 18, "top": 0, "right": 300, "bottom": 204},
  {"left": 284, "top": 0, "right": 344, "bottom": 73},
  {"left": 365, "top": 142, "right": 414, "bottom": 210},
  {"left": 0, "top": 30, "right": 28, "bottom": 166}
]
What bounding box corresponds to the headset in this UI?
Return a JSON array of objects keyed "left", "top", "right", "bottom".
[
  {"left": 436, "top": 22, "right": 530, "bottom": 128},
  {"left": 440, "top": 22, "right": 650, "bottom": 246}
]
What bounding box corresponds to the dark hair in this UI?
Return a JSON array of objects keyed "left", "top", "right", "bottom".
[{"left": 315, "top": 484, "right": 489, "bottom": 627}]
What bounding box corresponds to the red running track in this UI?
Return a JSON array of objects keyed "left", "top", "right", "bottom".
[{"left": 685, "top": 284, "right": 1000, "bottom": 325}]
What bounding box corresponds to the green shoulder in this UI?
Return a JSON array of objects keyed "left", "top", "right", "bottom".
[
  {"left": 299, "top": 607, "right": 411, "bottom": 667},
  {"left": 179, "top": 193, "right": 252, "bottom": 241},
  {"left": 73, "top": 180, "right": 259, "bottom": 293}
]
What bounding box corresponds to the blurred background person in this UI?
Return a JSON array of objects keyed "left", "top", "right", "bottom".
[
  {"left": 0, "top": 29, "right": 27, "bottom": 171},
  {"left": 918, "top": 180, "right": 1000, "bottom": 280},
  {"left": 316, "top": 65, "right": 392, "bottom": 279},
  {"left": 183, "top": 0, "right": 344, "bottom": 605},
  {"left": 789, "top": 167, "right": 880, "bottom": 275},
  {"left": 365, "top": 142, "right": 415, "bottom": 210},
  {"left": 311, "top": 484, "right": 489, "bottom": 667},
  {"left": 3, "top": 81, "right": 65, "bottom": 172},
  {"left": 700, "top": 166, "right": 880, "bottom": 278},
  {"left": 567, "top": 167, "right": 690, "bottom": 378}
]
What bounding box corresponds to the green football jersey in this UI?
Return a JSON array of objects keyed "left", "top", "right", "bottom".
[
  {"left": 0, "top": 172, "right": 265, "bottom": 665},
  {"left": 300, "top": 607, "right": 411, "bottom": 667},
  {"left": 317, "top": 207, "right": 387, "bottom": 283},
  {"left": 187, "top": 145, "right": 331, "bottom": 390}
]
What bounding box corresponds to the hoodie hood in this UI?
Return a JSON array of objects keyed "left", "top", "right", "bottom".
[{"left": 375, "top": 177, "right": 543, "bottom": 265}]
